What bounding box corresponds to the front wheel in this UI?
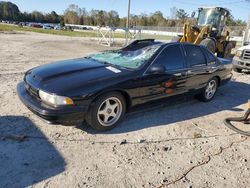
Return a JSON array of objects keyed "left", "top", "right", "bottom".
[
  {"left": 197, "top": 78, "right": 218, "bottom": 102},
  {"left": 86, "top": 92, "right": 126, "bottom": 131}
]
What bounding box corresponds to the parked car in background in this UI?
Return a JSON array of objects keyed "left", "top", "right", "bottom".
[
  {"left": 233, "top": 44, "right": 250, "bottom": 72},
  {"left": 29, "top": 23, "right": 43, "bottom": 28},
  {"left": 54, "top": 25, "right": 61, "bottom": 30},
  {"left": 43, "top": 24, "right": 54, "bottom": 30},
  {"left": 62, "top": 26, "right": 73, "bottom": 31},
  {"left": 17, "top": 39, "right": 233, "bottom": 131}
]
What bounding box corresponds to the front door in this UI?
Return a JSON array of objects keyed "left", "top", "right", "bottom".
[{"left": 137, "top": 44, "right": 188, "bottom": 104}]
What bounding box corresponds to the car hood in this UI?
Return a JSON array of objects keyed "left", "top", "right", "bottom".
[
  {"left": 25, "top": 58, "right": 131, "bottom": 95},
  {"left": 237, "top": 44, "right": 250, "bottom": 51}
]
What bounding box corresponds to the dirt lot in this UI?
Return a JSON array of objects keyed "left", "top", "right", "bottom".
[{"left": 0, "top": 32, "right": 250, "bottom": 188}]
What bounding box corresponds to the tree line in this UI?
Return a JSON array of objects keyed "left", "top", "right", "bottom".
[
  {"left": 0, "top": 1, "right": 246, "bottom": 27},
  {"left": 0, "top": 1, "right": 61, "bottom": 23}
]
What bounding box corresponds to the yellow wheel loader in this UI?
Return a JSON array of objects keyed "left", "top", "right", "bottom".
[{"left": 172, "top": 7, "right": 236, "bottom": 58}]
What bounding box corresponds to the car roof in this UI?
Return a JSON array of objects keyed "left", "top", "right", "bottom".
[{"left": 124, "top": 39, "right": 208, "bottom": 51}]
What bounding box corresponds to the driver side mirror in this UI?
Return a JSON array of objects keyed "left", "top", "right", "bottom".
[{"left": 147, "top": 64, "right": 166, "bottom": 74}]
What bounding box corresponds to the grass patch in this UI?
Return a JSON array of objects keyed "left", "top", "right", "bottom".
[
  {"left": 0, "top": 23, "right": 173, "bottom": 41},
  {"left": 0, "top": 23, "right": 99, "bottom": 37}
]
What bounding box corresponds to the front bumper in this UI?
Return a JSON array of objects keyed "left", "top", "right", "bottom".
[
  {"left": 232, "top": 57, "right": 250, "bottom": 70},
  {"left": 17, "top": 82, "right": 89, "bottom": 124}
]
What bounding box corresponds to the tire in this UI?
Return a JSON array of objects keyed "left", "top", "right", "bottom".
[
  {"left": 197, "top": 78, "right": 218, "bottom": 102},
  {"left": 171, "top": 36, "right": 181, "bottom": 42},
  {"left": 223, "top": 43, "right": 233, "bottom": 59},
  {"left": 217, "top": 43, "right": 233, "bottom": 58},
  {"left": 233, "top": 68, "right": 242, "bottom": 73},
  {"left": 86, "top": 92, "right": 126, "bottom": 131},
  {"left": 200, "top": 39, "right": 216, "bottom": 53}
]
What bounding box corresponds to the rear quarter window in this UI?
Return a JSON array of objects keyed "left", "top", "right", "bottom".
[{"left": 202, "top": 47, "right": 217, "bottom": 65}]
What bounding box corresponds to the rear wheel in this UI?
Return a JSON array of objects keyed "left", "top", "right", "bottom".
[
  {"left": 86, "top": 92, "right": 126, "bottom": 131},
  {"left": 224, "top": 43, "right": 233, "bottom": 59},
  {"left": 197, "top": 78, "right": 218, "bottom": 102},
  {"left": 217, "top": 43, "right": 233, "bottom": 58},
  {"left": 200, "top": 39, "right": 216, "bottom": 54}
]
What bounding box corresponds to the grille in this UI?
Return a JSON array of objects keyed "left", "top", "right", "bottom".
[{"left": 242, "top": 50, "right": 250, "bottom": 60}]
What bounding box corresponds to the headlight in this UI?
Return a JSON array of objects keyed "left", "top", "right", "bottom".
[
  {"left": 39, "top": 90, "right": 74, "bottom": 106},
  {"left": 235, "top": 50, "right": 242, "bottom": 57}
]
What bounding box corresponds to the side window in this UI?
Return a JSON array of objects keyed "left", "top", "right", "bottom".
[
  {"left": 184, "top": 45, "right": 206, "bottom": 66},
  {"left": 154, "top": 44, "right": 185, "bottom": 70},
  {"left": 206, "top": 49, "right": 217, "bottom": 65}
]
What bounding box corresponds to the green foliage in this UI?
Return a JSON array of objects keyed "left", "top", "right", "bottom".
[
  {"left": 63, "top": 6, "right": 120, "bottom": 27},
  {"left": 0, "top": 1, "right": 21, "bottom": 21},
  {"left": 226, "top": 15, "right": 246, "bottom": 26},
  {"left": 0, "top": 1, "right": 60, "bottom": 23}
]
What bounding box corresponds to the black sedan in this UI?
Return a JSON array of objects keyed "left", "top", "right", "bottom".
[{"left": 17, "top": 39, "right": 232, "bottom": 130}]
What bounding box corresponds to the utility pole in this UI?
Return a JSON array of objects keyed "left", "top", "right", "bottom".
[
  {"left": 243, "top": 14, "right": 250, "bottom": 45},
  {"left": 126, "top": 0, "right": 131, "bottom": 29},
  {"left": 247, "top": 14, "right": 250, "bottom": 43},
  {"left": 125, "top": 0, "right": 131, "bottom": 45}
]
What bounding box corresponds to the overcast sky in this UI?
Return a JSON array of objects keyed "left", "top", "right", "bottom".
[{"left": 9, "top": 0, "right": 250, "bottom": 21}]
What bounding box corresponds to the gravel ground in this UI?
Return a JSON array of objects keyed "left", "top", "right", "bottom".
[{"left": 0, "top": 32, "right": 250, "bottom": 188}]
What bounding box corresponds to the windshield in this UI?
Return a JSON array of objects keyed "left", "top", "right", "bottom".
[
  {"left": 88, "top": 45, "right": 161, "bottom": 69},
  {"left": 197, "top": 9, "right": 221, "bottom": 27}
]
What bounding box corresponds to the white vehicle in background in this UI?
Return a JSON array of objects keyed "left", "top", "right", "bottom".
[
  {"left": 43, "top": 24, "right": 54, "bottom": 30},
  {"left": 233, "top": 44, "right": 250, "bottom": 72}
]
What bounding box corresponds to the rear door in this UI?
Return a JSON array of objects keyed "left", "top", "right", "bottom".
[
  {"left": 183, "top": 44, "right": 210, "bottom": 91},
  {"left": 137, "top": 44, "right": 188, "bottom": 103}
]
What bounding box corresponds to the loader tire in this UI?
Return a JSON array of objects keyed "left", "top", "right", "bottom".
[
  {"left": 224, "top": 43, "right": 233, "bottom": 59},
  {"left": 200, "top": 39, "right": 216, "bottom": 54}
]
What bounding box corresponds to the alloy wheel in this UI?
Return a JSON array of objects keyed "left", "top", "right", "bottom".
[
  {"left": 205, "top": 80, "right": 217, "bottom": 100},
  {"left": 97, "top": 97, "right": 123, "bottom": 126}
]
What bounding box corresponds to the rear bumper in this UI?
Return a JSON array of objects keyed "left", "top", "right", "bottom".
[
  {"left": 17, "top": 82, "right": 89, "bottom": 124},
  {"left": 232, "top": 57, "right": 250, "bottom": 70}
]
